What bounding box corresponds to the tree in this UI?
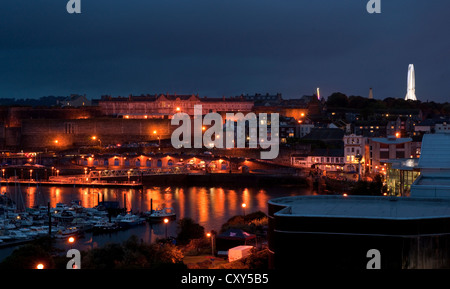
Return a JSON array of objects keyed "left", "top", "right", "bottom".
[
  {"left": 176, "top": 218, "right": 205, "bottom": 245},
  {"left": 326, "top": 92, "right": 349, "bottom": 108}
]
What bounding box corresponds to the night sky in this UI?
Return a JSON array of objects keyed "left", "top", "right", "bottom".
[{"left": 1, "top": 0, "right": 450, "bottom": 102}]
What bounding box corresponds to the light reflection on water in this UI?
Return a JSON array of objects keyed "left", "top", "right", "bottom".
[{"left": 0, "top": 185, "right": 311, "bottom": 257}]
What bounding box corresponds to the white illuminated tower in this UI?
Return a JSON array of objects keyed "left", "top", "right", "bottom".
[
  {"left": 405, "top": 64, "right": 417, "bottom": 101},
  {"left": 316, "top": 87, "right": 320, "bottom": 100}
]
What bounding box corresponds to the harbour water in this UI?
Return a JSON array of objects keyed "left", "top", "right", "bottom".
[{"left": 0, "top": 184, "right": 312, "bottom": 261}]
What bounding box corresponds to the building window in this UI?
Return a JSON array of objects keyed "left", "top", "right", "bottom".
[
  {"left": 157, "top": 159, "right": 162, "bottom": 167},
  {"left": 146, "top": 159, "right": 152, "bottom": 167}
]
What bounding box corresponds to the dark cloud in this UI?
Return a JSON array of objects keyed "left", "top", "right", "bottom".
[{"left": 0, "top": 0, "right": 449, "bottom": 102}]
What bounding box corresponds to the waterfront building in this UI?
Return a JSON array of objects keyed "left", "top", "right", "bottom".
[
  {"left": 385, "top": 158, "right": 420, "bottom": 196},
  {"left": 291, "top": 148, "right": 344, "bottom": 172}
]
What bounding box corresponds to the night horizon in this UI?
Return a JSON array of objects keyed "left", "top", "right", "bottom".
[{"left": 1, "top": 1, "right": 450, "bottom": 102}]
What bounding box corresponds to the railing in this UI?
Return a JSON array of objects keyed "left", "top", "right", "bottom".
[{"left": 88, "top": 167, "right": 188, "bottom": 179}]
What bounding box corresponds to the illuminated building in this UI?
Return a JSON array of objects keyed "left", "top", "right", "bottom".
[
  {"left": 368, "top": 136, "right": 413, "bottom": 173},
  {"left": 343, "top": 134, "right": 367, "bottom": 173},
  {"left": 98, "top": 94, "right": 253, "bottom": 117},
  {"left": 385, "top": 158, "right": 420, "bottom": 196}
]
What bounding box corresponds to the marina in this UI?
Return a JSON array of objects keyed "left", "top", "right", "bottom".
[{"left": 0, "top": 185, "right": 307, "bottom": 259}]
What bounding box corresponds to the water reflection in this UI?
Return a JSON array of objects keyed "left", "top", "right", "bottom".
[{"left": 0, "top": 185, "right": 309, "bottom": 251}]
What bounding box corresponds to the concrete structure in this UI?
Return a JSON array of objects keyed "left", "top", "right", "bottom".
[
  {"left": 268, "top": 195, "right": 450, "bottom": 269},
  {"left": 405, "top": 64, "right": 417, "bottom": 101}
]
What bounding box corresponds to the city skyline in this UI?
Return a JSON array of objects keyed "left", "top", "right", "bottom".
[{"left": 1, "top": 1, "right": 450, "bottom": 102}]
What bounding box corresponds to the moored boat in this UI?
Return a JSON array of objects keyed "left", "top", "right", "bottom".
[{"left": 145, "top": 207, "right": 176, "bottom": 223}]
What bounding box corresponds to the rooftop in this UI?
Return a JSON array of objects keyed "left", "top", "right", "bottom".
[
  {"left": 418, "top": 133, "right": 450, "bottom": 169},
  {"left": 371, "top": 137, "right": 412, "bottom": 144},
  {"left": 269, "top": 195, "right": 450, "bottom": 220}
]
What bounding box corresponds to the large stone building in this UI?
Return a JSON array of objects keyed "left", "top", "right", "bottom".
[{"left": 97, "top": 94, "right": 254, "bottom": 117}]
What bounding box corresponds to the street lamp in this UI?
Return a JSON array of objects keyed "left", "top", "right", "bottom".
[
  {"left": 92, "top": 136, "right": 102, "bottom": 147},
  {"left": 153, "top": 130, "right": 161, "bottom": 146},
  {"left": 355, "top": 154, "right": 362, "bottom": 181},
  {"left": 127, "top": 170, "right": 131, "bottom": 183},
  {"left": 56, "top": 170, "right": 60, "bottom": 177},
  {"left": 29, "top": 170, "right": 33, "bottom": 182},
  {"left": 206, "top": 232, "right": 215, "bottom": 256},
  {"left": 164, "top": 218, "right": 169, "bottom": 239},
  {"left": 36, "top": 263, "right": 44, "bottom": 269},
  {"left": 68, "top": 236, "right": 75, "bottom": 249},
  {"left": 241, "top": 203, "right": 247, "bottom": 216}
]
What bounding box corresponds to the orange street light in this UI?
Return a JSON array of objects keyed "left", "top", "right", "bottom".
[
  {"left": 241, "top": 203, "right": 247, "bottom": 216},
  {"left": 36, "top": 263, "right": 44, "bottom": 269},
  {"left": 176, "top": 107, "right": 181, "bottom": 111},
  {"left": 68, "top": 236, "right": 75, "bottom": 244},
  {"left": 54, "top": 140, "right": 59, "bottom": 144},
  {"left": 206, "top": 232, "right": 215, "bottom": 256},
  {"left": 163, "top": 218, "right": 169, "bottom": 239}
]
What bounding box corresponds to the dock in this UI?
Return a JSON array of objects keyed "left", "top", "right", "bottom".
[{"left": 0, "top": 180, "right": 143, "bottom": 189}]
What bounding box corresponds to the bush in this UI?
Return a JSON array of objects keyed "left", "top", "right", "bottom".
[
  {"left": 82, "top": 235, "right": 185, "bottom": 269},
  {"left": 220, "top": 211, "right": 268, "bottom": 234}
]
